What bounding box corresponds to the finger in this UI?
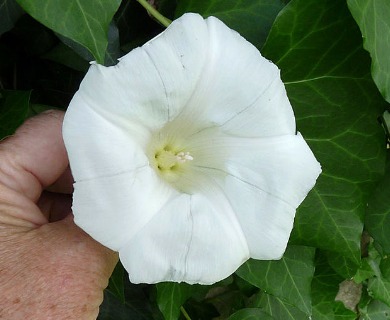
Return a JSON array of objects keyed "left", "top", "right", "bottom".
[
  {"left": 46, "top": 166, "right": 74, "bottom": 194},
  {"left": 0, "top": 110, "right": 68, "bottom": 202},
  {"left": 37, "top": 191, "right": 72, "bottom": 222}
]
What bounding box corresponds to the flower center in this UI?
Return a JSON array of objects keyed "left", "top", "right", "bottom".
[{"left": 155, "top": 147, "right": 194, "bottom": 171}]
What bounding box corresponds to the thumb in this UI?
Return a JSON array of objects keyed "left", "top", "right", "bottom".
[{"left": 1, "top": 213, "right": 118, "bottom": 319}]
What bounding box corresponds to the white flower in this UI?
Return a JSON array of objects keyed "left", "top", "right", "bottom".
[{"left": 62, "top": 13, "right": 321, "bottom": 285}]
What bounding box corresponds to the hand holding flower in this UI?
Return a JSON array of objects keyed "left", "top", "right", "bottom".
[{"left": 0, "top": 111, "right": 117, "bottom": 319}]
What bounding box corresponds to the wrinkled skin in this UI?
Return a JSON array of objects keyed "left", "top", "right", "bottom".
[{"left": 0, "top": 111, "right": 118, "bottom": 319}]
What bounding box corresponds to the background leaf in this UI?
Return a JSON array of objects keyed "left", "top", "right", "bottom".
[
  {"left": 156, "top": 282, "right": 196, "bottom": 320},
  {"left": 362, "top": 244, "right": 390, "bottom": 309},
  {"left": 236, "top": 245, "right": 315, "bottom": 315},
  {"left": 15, "top": 0, "right": 121, "bottom": 64},
  {"left": 366, "top": 153, "right": 390, "bottom": 254},
  {"left": 347, "top": 0, "right": 390, "bottom": 103},
  {"left": 263, "top": 0, "right": 387, "bottom": 264},
  {"left": 327, "top": 252, "right": 360, "bottom": 279},
  {"left": 99, "top": 280, "right": 161, "bottom": 320},
  {"left": 227, "top": 308, "right": 274, "bottom": 320},
  {"left": 311, "top": 255, "right": 356, "bottom": 320},
  {"left": 43, "top": 42, "right": 89, "bottom": 73},
  {"left": 360, "top": 299, "right": 390, "bottom": 320},
  {"left": 107, "top": 262, "right": 125, "bottom": 303},
  {"left": 0, "top": 0, "right": 23, "bottom": 35},
  {"left": 0, "top": 89, "right": 30, "bottom": 138},
  {"left": 174, "top": 0, "right": 286, "bottom": 49},
  {"left": 249, "top": 292, "right": 308, "bottom": 319}
]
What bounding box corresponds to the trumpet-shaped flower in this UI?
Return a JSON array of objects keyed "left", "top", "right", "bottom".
[{"left": 63, "top": 13, "right": 321, "bottom": 284}]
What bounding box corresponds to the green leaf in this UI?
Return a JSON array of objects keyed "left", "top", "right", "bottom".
[
  {"left": 175, "top": 0, "right": 286, "bottom": 49},
  {"left": 311, "top": 255, "right": 352, "bottom": 320},
  {"left": 104, "top": 22, "right": 121, "bottom": 66},
  {"left": 364, "top": 244, "right": 390, "bottom": 308},
  {"left": 380, "top": 256, "right": 390, "bottom": 280},
  {"left": 334, "top": 302, "right": 356, "bottom": 320},
  {"left": 15, "top": 0, "right": 121, "bottom": 64},
  {"left": 368, "top": 279, "right": 390, "bottom": 309},
  {"left": 107, "top": 262, "right": 125, "bottom": 304},
  {"left": 227, "top": 308, "right": 274, "bottom": 320},
  {"left": 56, "top": 20, "right": 121, "bottom": 67},
  {"left": 366, "top": 154, "right": 390, "bottom": 254},
  {"left": 0, "top": 90, "right": 31, "bottom": 139},
  {"left": 250, "top": 292, "right": 308, "bottom": 320},
  {"left": 236, "top": 245, "right": 315, "bottom": 315},
  {"left": 98, "top": 290, "right": 157, "bottom": 320},
  {"left": 263, "top": 0, "right": 387, "bottom": 264},
  {"left": 359, "top": 299, "right": 390, "bottom": 320},
  {"left": 354, "top": 258, "right": 376, "bottom": 284},
  {"left": 43, "top": 43, "right": 89, "bottom": 72},
  {"left": 156, "top": 282, "right": 196, "bottom": 320},
  {"left": 327, "top": 252, "right": 360, "bottom": 279},
  {"left": 0, "top": 0, "right": 23, "bottom": 35},
  {"left": 347, "top": 0, "right": 390, "bottom": 103}
]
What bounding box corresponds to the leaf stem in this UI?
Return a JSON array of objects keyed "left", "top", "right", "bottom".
[
  {"left": 136, "top": 0, "right": 171, "bottom": 27},
  {"left": 180, "top": 306, "right": 192, "bottom": 320}
]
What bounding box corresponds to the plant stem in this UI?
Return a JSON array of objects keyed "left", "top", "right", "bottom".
[
  {"left": 136, "top": 0, "right": 171, "bottom": 27},
  {"left": 180, "top": 306, "right": 192, "bottom": 320}
]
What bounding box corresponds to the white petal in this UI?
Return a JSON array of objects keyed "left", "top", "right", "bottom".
[
  {"left": 142, "top": 13, "right": 209, "bottom": 122},
  {"left": 222, "top": 176, "right": 296, "bottom": 259},
  {"left": 225, "top": 133, "right": 321, "bottom": 207},
  {"left": 120, "top": 187, "right": 249, "bottom": 284},
  {"left": 72, "top": 50, "right": 168, "bottom": 131},
  {"left": 69, "top": 13, "right": 209, "bottom": 131},
  {"left": 72, "top": 167, "right": 176, "bottom": 250},
  {"left": 63, "top": 96, "right": 150, "bottom": 181},
  {"left": 173, "top": 16, "right": 295, "bottom": 137},
  {"left": 210, "top": 133, "right": 321, "bottom": 258}
]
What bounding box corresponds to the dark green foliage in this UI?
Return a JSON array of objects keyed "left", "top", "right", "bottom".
[{"left": 2, "top": 0, "right": 390, "bottom": 319}]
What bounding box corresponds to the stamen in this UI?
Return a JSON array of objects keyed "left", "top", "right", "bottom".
[{"left": 176, "top": 151, "right": 194, "bottom": 163}]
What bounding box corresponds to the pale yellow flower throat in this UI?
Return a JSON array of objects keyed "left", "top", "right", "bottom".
[{"left": 154, "top": 145, "right": 193, "bottom": 171}]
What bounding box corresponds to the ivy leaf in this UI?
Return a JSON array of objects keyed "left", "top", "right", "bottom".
[
  {"left": 175, "top": 0, "right": 286, "bottom": 49},
  {"left": 0, "top": 0, "right": 23, "bottom": 35},
  {"left": 156, "top": 282, "right": 197, "bottom": 320},
  {"left": 236, "top": 245, "right": 315, "bottom": 315},
  {"left": 359, "top": 299, "right": 390, "bottom": 320},
  {"left": 363, "top": 244, "right": 390, "bottom": 308},
  {"left": 354, "top": 258, "right": 376, "bottom": 284},
  {"left": 263, "top": 0, "right": 387, "bottom": 264},
  {"left": 227, "top": 308, "right": 274, "bottom": 320},
  {"left": 368, "top": 279, "right": 390, "bottom": 309},
  {"left": 250, "top": 292, "right": 308, "bottom": 319},
  {"left": 312, "top": 255, "right": 355, "bottom": 320},
  {"left": 43, "top": 42, "right": 89, "bottom": 72},
  {"left": 15, "top": 0, "right": 121, "bottom": 64},
  {"left": 98, "top": 290, "right": 156, "bottom": 320},
  {"left": 347, "top": 0, "right": 390, "bottom": 103},
  {"left": 366, "top": 153, "right": 390, "bottom": 254},
  {"left": 0, "top": 90, "right": 31, "bottom": 139},
  {"left": 107, "top": 262, "right": 125, "bottom": 304},
  {"left": 327, "top": 252, "right": 360, "bottom": 279}
]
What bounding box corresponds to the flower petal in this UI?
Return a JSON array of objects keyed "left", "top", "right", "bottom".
[
  {"left": 142, "top": 13, "right": 209, "bottom": 122},
  {"left": 211, "top": 133, "right": 321, "bottom": 258},
  {"left": 174, "top": 16, "right": 295, "bottom": 138},
  {"left": 63, "top": 96, "right": 150, "bottom": 181},
  {"left": 225, "top": 133, "right": 321, "bottom": 208},
  {"left": 119, "top": 187, "right": 249, "bottom": 284},
  {"left": 72, "top": 167, "right": 176, "bottom": 250},
  {"left": 65, "top": 13, "right": 209, "bottom": 132}
]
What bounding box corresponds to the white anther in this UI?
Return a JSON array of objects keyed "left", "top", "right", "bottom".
[{"left": 176, "top": 151, "right": 194, "bottom": 163}]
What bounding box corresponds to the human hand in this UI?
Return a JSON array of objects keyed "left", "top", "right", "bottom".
[{"left": 0, "top": 110, "right": 118, "bottom": 319}]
